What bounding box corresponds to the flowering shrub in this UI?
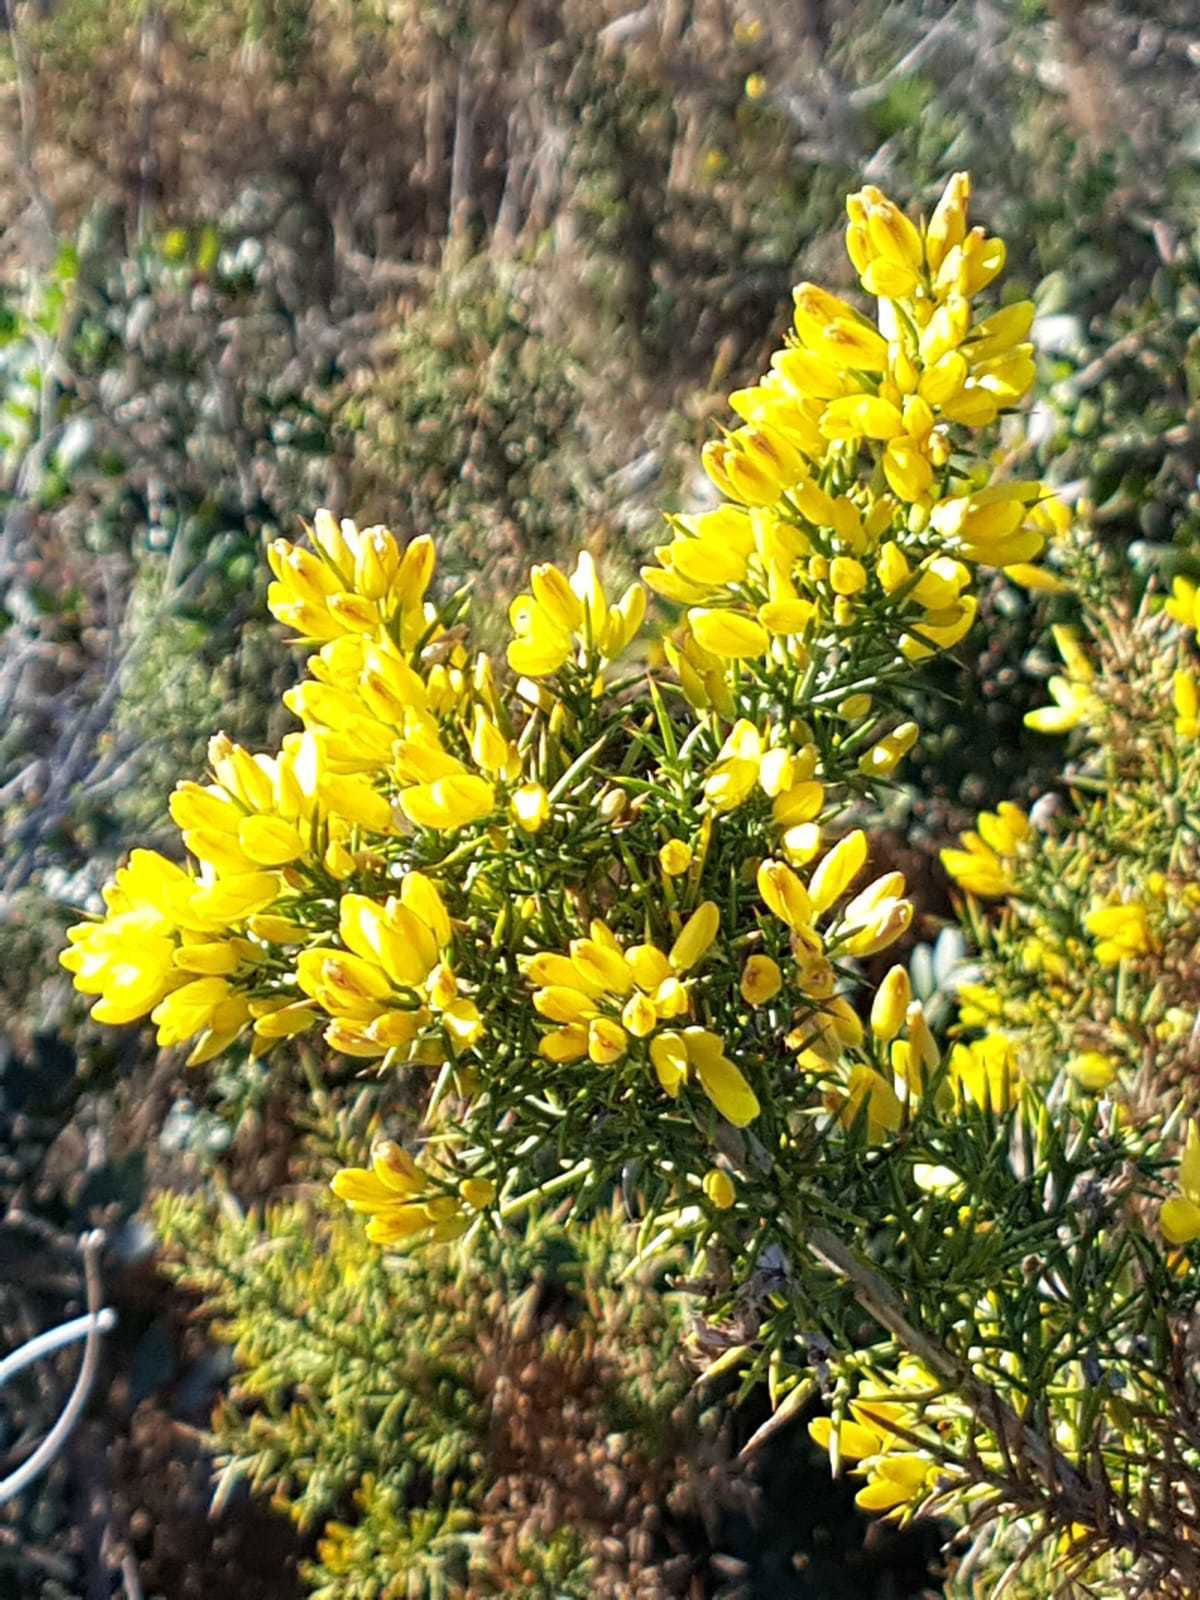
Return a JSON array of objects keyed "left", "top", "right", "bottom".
[
  {"left": 155, "top": 1195, "right": 739, "bottom": 1598},
  {"left": 62, "top": 177, "right": 1200, "bottom": 1594}
]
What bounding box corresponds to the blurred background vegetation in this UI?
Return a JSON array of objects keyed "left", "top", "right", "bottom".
[{"left": 0, "top": 1, "right": 1197, "bottom": 1595}]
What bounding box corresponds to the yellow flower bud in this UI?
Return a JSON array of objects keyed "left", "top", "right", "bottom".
[
  {"left": 459, "top": 1177, "right": 497, "bottom": 1209},
  {"left": 622, "top": 992, "right": 659, "bottom": 1037},
  {"left": 659, "top": 839, "right": 693, "bottom": 877},
  {"left": 324, "top": 839, "right": 356, "bottom": 880},
  {"left": 883, "top": 438, "right": 934, "bottom": 502},
  {"left": 782, "top": 822, "right": 822, "bottom": 865},
  {"left": 839, "top": 693, "right": 872, "bottom": 720},
  {"left": 758, "top": 859, "right": 812, "bottom": 929},
  {"left": 512, "top": 782, "right": 551, "bottom": 833},
  {"left": 598, "top": 788, "right": 628, "bottom": 822},
  {"left": 829, "top": 556, "right": 868, "bottom": 596},
  {"left": 905, "top": 1001, "right": 939, "bottom": 1073},
  {"left": 1068, "top": 1052, "right": 1117, "bottom": 1092},
  {"left": 925, "top": 171, "right": 970, "bottom": 273},
  {"left": 859, "top": 721, "right": 918, "bottom": 778},
  {"left": 703, "top": 1169, "right": 736, "bottom": 1209},
  {"left": 876, "top": 541, "right": 911, "bottom": 594},
  {"left": 870, "top": 965, "right": 911, "bottom": 1041}
]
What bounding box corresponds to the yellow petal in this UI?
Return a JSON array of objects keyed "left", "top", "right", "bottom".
[
  {"left": 669, "top": 901, "right": 720, "bottom": 973},
  {"left": 1161, "top": 1196, "right": 1200, "bottom": 1245}
]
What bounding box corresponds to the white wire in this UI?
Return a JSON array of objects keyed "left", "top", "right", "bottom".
[
  {"left": 0, "top": 1309, "right": 116, "bottom": 1391},
  {"left": 0, "top": 1229, "right": 114, "bottom": 1506}
]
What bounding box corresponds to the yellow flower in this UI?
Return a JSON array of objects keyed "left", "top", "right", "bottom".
[
  {"left": 648, "top": 507, "right": 754, "bottom": 596},
  {"left": 661, "top": 623, "right": 735, "bottom": 715},
  {"left": 838, "top": 873, "right": 914, "bottom": 958},
  {"left": 670, "top": 902, "right": 720, "bottom": 972},
  {"left": 172, "top": 732, "right": 325, "bottom": 874},
  {"left": 881, "top": 438, "right": 934, "bottom": 503},
  {"left": 291, "top": 874, "right": 467, "bottom": 1059},
  {"left": 470, "top": 708, "right": 521, "bottom": 782},
  {"left": 331, "top": 1142, "right": 466, "bottom": 1245},
  {"left": 859, "top": 721, "right": 918, "bottom": 779},
  {"left": 659, "top": 838, "right": 693, "bottom": 877},
  {"left": 925, "top": 171, "right": 970, "bottom": 273},
  {"left": 268, "top": 516, "right": 434, "bottom": 649},
  {"left": 688, "top": 607, "right": 770, "bottom": 661},
  {"left": 870, "top": 965, "right": 911, "bottom": 1042},
  {"left": 1068, "top": 1051, "right": 1117, "bottom": 1092},
  {"left": 527, "top": 915, "right": 758, "bottom": 1125},
  {"left": 1025, "top": 676, "right": 1097, "bottom": 735},
  {"left": 702, "top": 425, "right": 808, "bottom": 505},
  {"left": 821, "top": 395, "right": 905, "bottom": 443},
  {"left": 740, "top": 954, "right": 782, "bottom": 1005},
  {"left": 808, "top": 829, "right": 868, "bottom": 914},
  {"left": 1165, "top": 575, "right": 1200, "bottom": 633},
  {"left": 1085, "top": 901, "right": 1152, "bottom": 966},
  {"left": 512, "top": 782, "right": 551, "bottom": 833},
  {"left": 758, "top": 839, "right": 910, "bottom": 1000},
  {"left": 1161, "top": 1124, "right": 1200, "bottom": 1245},
  {"left": 61, "top": 904, "right": 182, "bottom": 1026},
  {"left": 507, "top": 552, "right": 644, "bottom": 677},
  {"left": 668, "top": 1027, "right": 760, "bottom": 1125},
  {"left": 940, "top": 802, "right": 1030, "bottom": 898},
  {"left": 151, "top": 978, "right": 251, "bottom": 1063},
  {"left": 1004, "top": 562, "right": 1070, "bottom": 594},
  {"left": 703, "top": 719, "right": 816, "bottom": 814},
  {"left": 1174, "top": 670, "right": 1199, "bottom": 739},
  {"left": 836, "top": 1065, "right": 902, "bottom": 1141},
  {"left": 811, "top": 1402, "right": 938, "bottom": 1516},
  {"left": 845, "top": 184, "right": 923, "bottom": 298},
  {"left": 703, "top": 1169, "right": 736, "bottom": 1209},
  {"left": 757, "top": 858, "right": 812, "bottom": 930},
  {"left": 877, "top": 545, "right": 909, "bottom": 595},
  {"left": 397, "top": 771, "right": 495, "bottom": 832},
  {"left": 891, "top": 1002, "right": 939, "bottom": 1094},
  {"left": 792, "top": 283, "right": 889, "bottom": 372},
  {"left": 1025, "top": 625, "right": 1099, "bottom": 735},
  {"left": 59, "top": 845, "right": 272, "bottom": 1040},
  {"left": 947, "top": 1035, "right": 1016, "bottom": 1111},
  {"left": 930, "top": 485, "right": 1044, "bottom": 567},
  {"left": 339, "top": 888, "right": 442, "bottom": 985}
]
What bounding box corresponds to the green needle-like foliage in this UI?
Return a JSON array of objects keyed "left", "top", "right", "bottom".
[{"left": 156, "top": 1194, "right": 733, "bottom": 1598}]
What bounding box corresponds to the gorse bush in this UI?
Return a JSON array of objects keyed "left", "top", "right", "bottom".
[
  {"left": 156, "top": 1197, "right": 736, "bottom": 1598},
  {"left": 944, "top": 548, "right": 1200, "bottom": 1116},
  {"left": 60, "top": 175, "right": 1200, "bottom": 1596},
  {"left": 932, "top": 546, "right": 1200, "bottom": 1592}
]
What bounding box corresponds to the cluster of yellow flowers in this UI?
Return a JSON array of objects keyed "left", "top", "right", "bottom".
[
  {"left": 523, "top": 908, "right": 761, "bottom": 1126},
  {"left": 67, "top": 174, "right": 1200, "bottom": 1583},
  {"left": 62, "top": 175, "right": 1058, "bottom": 1275},
  {"left": 645, "top": 179, "right": 1064, "bottom": 695},
  {"left": 942, "top": 578, "right": 1200, "bottom": 1266},
  {"left": 809, "top": 1362, "right": 945, "bottom": 1515}
]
